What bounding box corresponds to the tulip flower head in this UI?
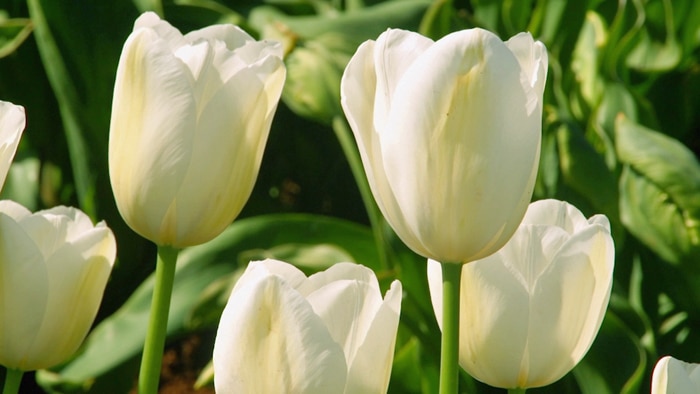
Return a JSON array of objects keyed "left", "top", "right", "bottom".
[
  {"left": 0, "top": 100, "right": 25, "bottom": 191},
  {"left": 0, "top": 200, "right": 116, "bottom": 371},
  {"left": 428, "top": 199, "right": 614, "bottom": 388},
  {"left": 109, "top": 12, "right": 286, "bottom": 247},
  {"left": 213, "top": 259, "right": 402, "bottom": 394},
  {"left": 341, "top": 28, "right": 547, "bottom": 264},
  {"left": 652, "top": 356, "right": 700, "bottom": 394}
]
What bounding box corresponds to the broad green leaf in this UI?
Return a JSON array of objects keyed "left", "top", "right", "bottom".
[
  {"left": 616, "top": 115, "right": 700, "bottom": 265},
  {"left": 36, "top": 214, "right": 381, "bottom": 393},
  {"left": 557, "top": 123, "right": 618, "bottom": 219}
]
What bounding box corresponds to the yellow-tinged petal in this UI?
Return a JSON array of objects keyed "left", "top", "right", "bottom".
[
  {"left": 0, "top": 201, "right": 115, "bottom": 371},
  {"left": 213, "top": 265, "right": 347, "bottom": 393},
  {"left": 109, "top": 12, "right": 285, "bottom": 247},
  {"left": 213, "top": 260, "right": 402, "bottom": 394},
  {"left": 0, "top": 101, "right": 25, "bottom": 191}
]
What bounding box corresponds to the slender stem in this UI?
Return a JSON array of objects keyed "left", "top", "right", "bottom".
[
  {"left": 332, "top": 116, "right": 390, "bottom": 270},
  {"left": 439, "top": 262, "right": 462, "bottom": 394},
  {"left": 138, "top": 245, "right": 179, "bottom": 394},
  {"left": 2, "top": 369, "right": 23, "bottom": 394},
  {"left": 508, "top": 389, "right": 527, "bottom": 394}
]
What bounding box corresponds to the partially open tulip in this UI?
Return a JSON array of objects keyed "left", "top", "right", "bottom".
[
  {"left": 428, "top": 199, "right": 614, "bottom": 388},
  {"left": 0, "top": 100, "right": 25, "bottom": 190},
  {"left": 213, "top": 259, "right": 402, "bottom": 393},
  {"left": 109, "top": 12, "right": 286, "bottom": 247},
  {"left": 652, "top": 356, "right": 700, "bottom": 394},
  {"left": 340, "top": 28, "right": 547, "bottom": 263},
  {"left": 0, "top": 200, "right": 116, "bottom": 371}
]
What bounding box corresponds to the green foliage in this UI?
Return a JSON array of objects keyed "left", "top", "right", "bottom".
[{"left": 0, "top": 0, "right": 699, "bottom": 392}]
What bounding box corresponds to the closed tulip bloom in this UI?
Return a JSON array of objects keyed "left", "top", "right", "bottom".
[
  {"left": 652, "top": 356, "right": 700, "bottom": 394},
  {"left": 0, "top": 100, "right": 25, "bottom": 190},
  {"left": 428, "top": 199, "right": 614, "bottom": 388},
  {"left": 340, "top": 28, "right": 547, "bottom": 263},
  {"left": 0, "top": 200, "right": 116, "bottom": 371},
  {"left": 109, "top": 12, "right": 286, "bottom": 247},
  {"left": 213, "top": 259, "right": 402, "bottom": 394}
]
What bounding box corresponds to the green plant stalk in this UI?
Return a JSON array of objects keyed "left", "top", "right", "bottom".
[
  {"left": 138, "top": 245, "right": 179, "bottom": 394},
  {"left": 508, "top": 388, "right": 527, "bottom": 394},
  {"left": 26, "top": 0, "right": 96, "bottom": 218},
  {"left": 2, "top": 369, "right": 23, "bottom": 394},
  {"left": 332, "top": 116, "right": 391, "bottom": 270},
  {"left": 439, "top": 262, "right": 462, "bottom": 394}
]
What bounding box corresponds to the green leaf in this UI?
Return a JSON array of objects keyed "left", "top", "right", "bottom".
[
  {"left": 557, "top": 123, "right": 618, "bottom": 219},
  {"left": 616, "top": 115, "right": 700, "bottom": 264}
]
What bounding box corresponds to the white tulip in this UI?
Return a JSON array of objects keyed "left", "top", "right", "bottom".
[
  {"left": 428, "top": 199, "right": 614, "bottom": 388},
  {"left": 652, "top": 356, "right": 700, "bottom": 394},
  {"left": 340, "top": 28, "right": 547, "bottom": 263},
  {"left": 109, "top": 12, "right": 285, "bottom": 247},
  {"left": 0, "top": 100, "right": 25, "bottom": 191},
  {"left": 213, "top": 259, "right": 402, "bottom": 394},
  {"left": 0, "top": 200, "right": 116, "bottom": 371}
]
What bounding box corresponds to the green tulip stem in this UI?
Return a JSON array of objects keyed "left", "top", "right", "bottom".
[
  {"left": 138, "top": 245, "right": 180, "bottom": 394},
  {"left": 439, "top": 262, "right": 462, "bottom": 394},
  {"left": 508, "top": 389, "right": 527, "bottom": 394},
  {"left": 2, "top": 369, "right": 23, "bottom": 394},
  {"left": 332, "top": 116, "right": 391, "bottom": 270}
]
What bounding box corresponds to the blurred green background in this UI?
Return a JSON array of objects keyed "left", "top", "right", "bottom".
[{"left": 0, "top": 0, "right": 699, "bottom": 392}]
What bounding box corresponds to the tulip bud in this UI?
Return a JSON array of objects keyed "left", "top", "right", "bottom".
[
  {"left": 213, "top": 259, "right": 402, "bottom": 394},
  {"left": 283, "top": 32, "right": 356, "bottom": 123},
  {"left": 652, "top": 356, "right": 700, "bottom": 394},
  {"left": 341, "top": 28, "right": 547, "bottom": 264},
  {"left": 428, "top": 199, "right": 614, "bottom": 389},
  {"left": 0, "top": 100, "right": 25, "bottom": 191},
  {"left": 109, "top": 12, "right": 286, "bottom": 247},
  {"left": 0, "top": 200, "right": 116, "bottom": 371}
]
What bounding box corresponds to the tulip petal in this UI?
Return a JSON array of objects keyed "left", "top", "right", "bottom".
[
  {"left": 20, "top": 241, "right": 112, "bottom": 369},
  {"left": 652, "top": 356, "right": 700, "bottom": 394},
  {"left": 214, "top": 271, "right": 347, "bottom": 393},
  {"left": 0, "top": 203, "right": 48, "bottom": 370},
  {"left": 244, "top": 259, "right": 309, "bottom": 292},
  {"left": 0, "top": 201, "right": 115, "bottom": 371},
  {"left": 521, "top": 199, "right": 591, "bottom": 233},
  {"left": 344, "top": 280, "right": 402, "bottom": 394},
  {"left": 504, "top": 33, "right": 548, "bottom": 114},
  {"left": 520, "top": 238, "right": 597, "bottom": 386},
  {"left": 0, "top": 101, "right": 24, "bottom": 191},
  {"left": 109, "top": 27, "right": 198, "bottom": 245},
  {"left": 170, "top": 55, "right": 283, "bottom": 246},
  {"left": 372, "top": 29, "right": 433, "bottom": 134},
  {"left": 133, "top": 12, "right": 185, "bottom": 49},
  {"left": 303, "top": 269, "right": 381, "bottom": 366},
  {"left": 340, "top": 39, "right": 428, "bottom": 259},
  {"left": 381, "top": 28, "right": 541, "bottom": 263}
]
